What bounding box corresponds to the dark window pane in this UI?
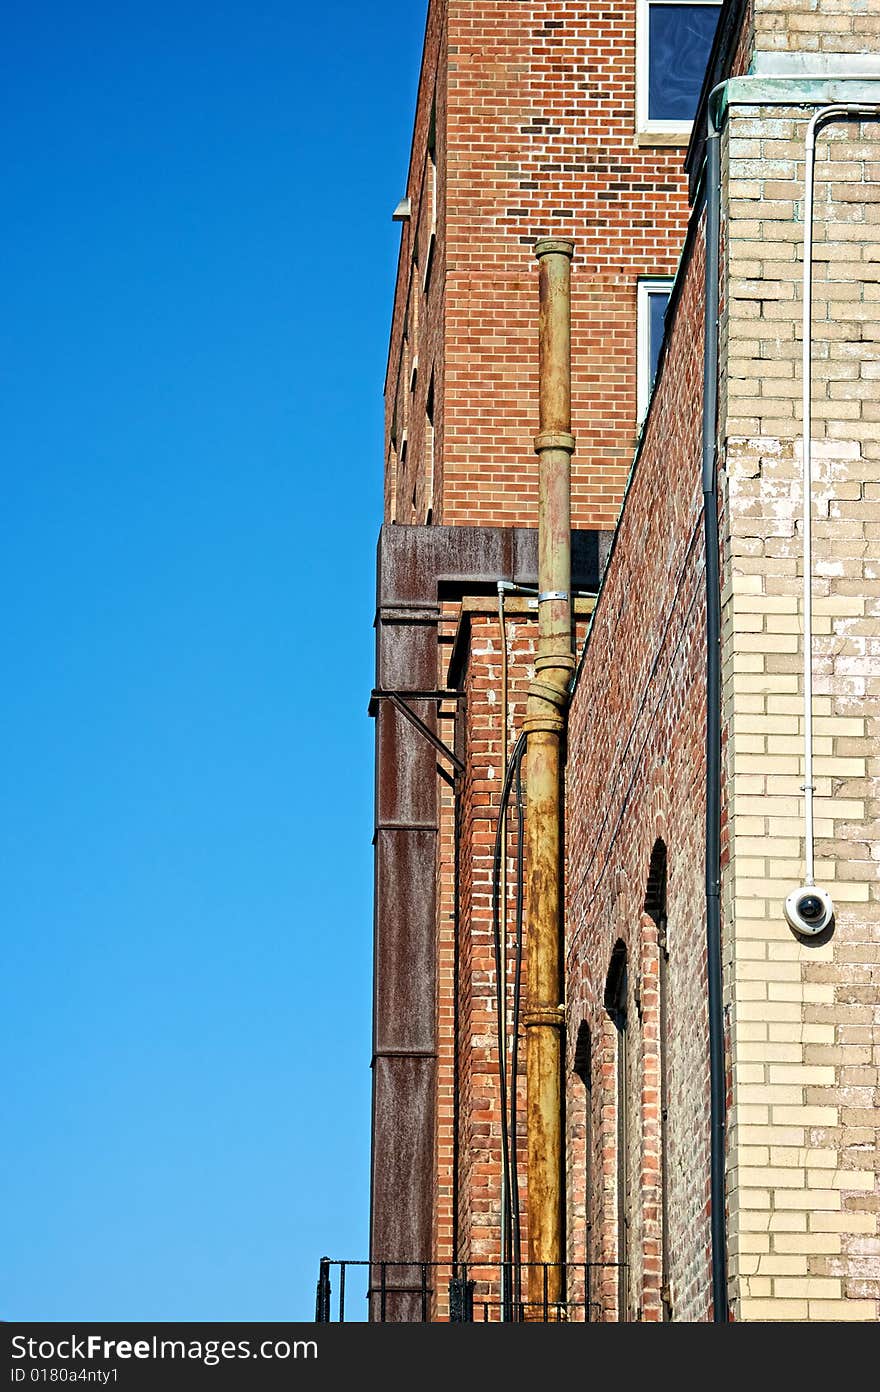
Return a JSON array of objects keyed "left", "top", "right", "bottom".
[
  {"left": 648, "top": 3, "right": 720, "bottom": 122},
  {"left": 649, "top": 290, "right": 670, "bottom": 388}
]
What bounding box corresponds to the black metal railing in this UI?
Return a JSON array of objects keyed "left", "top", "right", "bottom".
[{"left": 315, "top": 1258, "right": 622, "bottom": 1323}]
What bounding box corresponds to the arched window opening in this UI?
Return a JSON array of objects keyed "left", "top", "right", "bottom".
[
  {"left": 604, "top": 941, "right": 629, "bottom": 1322},
  {"left": 644, "top": 840, "right": 671, "bottom": 1320},
  {"left": 573, "top": 1021, "right": 593, "bottom": 1312}
]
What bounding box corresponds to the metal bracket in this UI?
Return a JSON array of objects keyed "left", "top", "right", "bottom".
[
  {"left": 368, "top": 687, "right": 464, "bottom": 716},
  {"left": 538, "top": 590, "right": 569, "bottom": 603},
  {"left": 371, "top": 689, "right": 465, "bottom": 778}
]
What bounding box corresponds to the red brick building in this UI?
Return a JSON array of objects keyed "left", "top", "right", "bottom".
[
  {"left": 385, "top": 0, "right": 699, "bottom": 533},
  {"left": 351, "top": 0, "right": 880, "bottom": 1324}
]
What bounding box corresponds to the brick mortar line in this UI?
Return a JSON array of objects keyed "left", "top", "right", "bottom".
[{"left": 569, "top": 503, "right": 705, "bottom": 910}]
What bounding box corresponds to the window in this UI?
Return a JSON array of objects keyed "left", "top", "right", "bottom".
[
  {"left": 573, "top": 1023, "right": 593, "bottom": 1291},
  {"left": 637, "top": 278, "right": 673, "bottom": 421},
  {"left": 423, "top": 101, "right": 437, "bottom": 292},
  {"left": 388, "top": 441, "right": 398, "bottom": 523},
  {"left": 636, "top": 1, "right": 721, "bottom": 139},
  {"left": 424, "top": 371, "right": 435, "bottom": 524},
  {"left": 605, "top": 942, "right": 630, "bottom": 1323},
  {"left": 644, "top": 840, "right": 672, "bottom": 1321}
]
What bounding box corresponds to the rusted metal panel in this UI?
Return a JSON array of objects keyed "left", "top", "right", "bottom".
[
  {"left": 375, "top": 698, "right": 438, "bottom": 832},
  {"left": 376, "top": 613, "right": 437, "bottom": 691},
  {"left": 376, "top": 523, "right": 606, "bottom": 607},
  {"left": 371, "top": 1055, "right": 435, "bottom": 1253},
  {"left": 371, "top": 528, "right": 441, "bottom": 1319},
  {"left": 369, "top": 521, "right": 611, "bottom": 1321},
  {"left": 374, "top": 827, "right": 437, "bottom": 1055}
]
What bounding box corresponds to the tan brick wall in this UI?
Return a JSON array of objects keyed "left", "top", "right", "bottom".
[
  {"left": 721, "top": 99, "right": 880, "bottom": 1321},
  {"left": 754, "top": 0, "right": 880, "bottom": 57}
]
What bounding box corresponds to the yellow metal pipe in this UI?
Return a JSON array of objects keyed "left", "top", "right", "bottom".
[
  {"left": 524, "top": 238, "right": 575, "bottom": 1318},
  {"left": 497, "top": 584, "right": 510, "bottom": 1272}
]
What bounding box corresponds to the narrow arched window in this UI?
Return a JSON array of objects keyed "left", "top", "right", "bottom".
[
  {"left": 645, "top": 840, "right": 671, "bottom": 1320},
  {"left": 573, "top": 1022, "right": 593, "bottom": 1318},
  {"left": 604, "top": 941, "right": 629, "bottom": 1322}
]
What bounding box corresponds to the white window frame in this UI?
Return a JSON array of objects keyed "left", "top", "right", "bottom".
[
  {"left": 636, "top": 0, "right": 721, "bottom": 140},
  {"left": 637, "top": 277, "right": 674, "bottom": 421}
]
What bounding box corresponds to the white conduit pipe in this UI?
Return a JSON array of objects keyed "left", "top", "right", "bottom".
[{"left": 799, "top": 105, "right": 880, "bottom": 907}]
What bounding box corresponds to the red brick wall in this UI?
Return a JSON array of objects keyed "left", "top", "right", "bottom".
[
  {"left": 386, "top": 0, "right": 694, "bottom": 531},
  {"left": 732, "top": 0, "right": 754, "bottom": 75},
  {"left": 385, "top": 0, "right": 448, "bottom": 526},
  {"left": 453, "top": 612, "right": 535, "bottom": 1286},
  {"left": 433, "top": 661, "right": 459, "bottom": 1296},
  {"left": 565, "top": 217, "right": 717, "bottom": 1321}
]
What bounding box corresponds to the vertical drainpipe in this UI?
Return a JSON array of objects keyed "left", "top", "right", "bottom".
[
  {"left": 524, "top": 238, "right": 575, "bottom": 1316},
  {"left": 702, "top": 99, "right": 728, "bottom": 1323}
]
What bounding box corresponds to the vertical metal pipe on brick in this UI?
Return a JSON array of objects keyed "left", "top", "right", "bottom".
[
  {"left": 524, "top": 239, "right": 576, "bottom": 1316},
  {"left": 800, "top": 102, "right": 880, "bottom": 891},
  {"left": 701, "top": 113, "right": 728, "bottom": 1324}
]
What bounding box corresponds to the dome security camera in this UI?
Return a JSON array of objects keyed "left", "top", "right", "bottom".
[{"left": 784, "top": 885, "right": 834, "bottom": 937}]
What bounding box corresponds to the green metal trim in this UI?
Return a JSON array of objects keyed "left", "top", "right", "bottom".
[{"left": 722, "top": 74, "right": 880, "bottom": 120}]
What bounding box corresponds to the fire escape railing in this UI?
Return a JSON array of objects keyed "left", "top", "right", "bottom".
[{"left": 315, "top": 1259, "right": 623, "bottom": 1323}]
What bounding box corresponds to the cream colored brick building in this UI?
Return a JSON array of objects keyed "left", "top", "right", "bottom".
[{"left": 721, "top": 61, "right": 880, "bottom": 1319}]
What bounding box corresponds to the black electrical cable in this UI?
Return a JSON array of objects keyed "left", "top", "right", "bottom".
[
  {"left": 509, "top": 747, "right": 526, "bottom": 1316},
  {"left": 490, "top": 731, "right": 528, "bottom": 1309}
]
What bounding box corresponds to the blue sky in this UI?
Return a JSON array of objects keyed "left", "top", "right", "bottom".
[{"left": 1, "top": 1, "right": 425, "bottom": 1320}]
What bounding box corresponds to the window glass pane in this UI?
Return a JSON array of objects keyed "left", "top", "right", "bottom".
[
  {"left": 648, "top": 3, "right": 720, "bottom": 122},
  {"left": 649, "top": 290, "right": 670, "bottom": 389}
]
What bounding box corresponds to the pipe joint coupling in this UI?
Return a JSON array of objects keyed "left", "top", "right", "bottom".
[
  {"left": 534, "top": 238, "right": 574, "bottom": 261},
  {"left": 523, "top": 712, "right": 566, "bottom": 737},
  {"left": 523, "top": 1003, "right": 565, "bottom": 1030},
  {"left": 527, "top": 679, "right": 569, "bottom": 712},
  {"left": 534, "top": 431, "right": 575, "bottom": 455},
  {"left": 535, "top": 653, "right": 575, "bottom": 677}
]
